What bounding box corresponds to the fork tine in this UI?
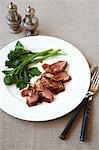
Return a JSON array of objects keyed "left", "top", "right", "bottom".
[
  {"left": 93, "top": 74, "right": 99, "bottom": 88},
  {"left": 91, "top": 71, "right": 99, "bottom": 89},
  {"left": 91, "top": 71, "right": 97, "bottom": 86},
  {"left": 91, "top": 71, "right": 97, "bottom": 82}
]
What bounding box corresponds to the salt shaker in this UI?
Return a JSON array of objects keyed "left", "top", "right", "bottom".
[
  {"left": 23, "top": 6, "right": 39, "bottom": 36},
  {"left": 6, "top": 2, "right": 22, "bottom": 33}
]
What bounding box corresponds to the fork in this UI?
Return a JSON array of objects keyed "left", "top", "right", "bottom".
[
  {"left": 59, "top": 67, "right": 99, "bottom": 140},
  {"left": 80, "top": 68, "right": 99, "bottom": 141}
]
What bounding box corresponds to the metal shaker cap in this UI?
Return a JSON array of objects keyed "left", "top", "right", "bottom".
[{"left": 8, "top": 2, "right": 17, "bottom": 12}]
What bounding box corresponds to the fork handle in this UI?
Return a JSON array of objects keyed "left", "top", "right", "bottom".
[{"left": 80, "top": 97, "right": 92, "bottom": 141}]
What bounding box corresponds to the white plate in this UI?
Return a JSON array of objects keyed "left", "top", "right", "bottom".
[{"left": 0, "top": 36, "right": 90, "bottom": 121}]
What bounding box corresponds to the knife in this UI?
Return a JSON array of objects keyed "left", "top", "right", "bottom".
[{"left": 59, "top": 65, "right": 98, "bottom": 140}]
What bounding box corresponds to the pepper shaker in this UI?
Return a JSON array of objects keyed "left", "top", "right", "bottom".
[
  {"left": 6, "top": 2, "right": 22, "bottom": 34},
  {"left": 23, "top": 6, "right": 39, "bottom": 36}
]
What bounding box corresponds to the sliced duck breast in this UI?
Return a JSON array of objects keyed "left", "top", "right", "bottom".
[
  {"left": 39, "top": 88, "right": 54, "bottom": 103},
  {"left": 26, "top": 89, "right": 39, "bottom": 107},
  {"left": 43, "top": 61, "right": 67, "bottom": 74}
]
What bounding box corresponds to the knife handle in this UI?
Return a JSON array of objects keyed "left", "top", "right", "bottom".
[
  {"left": 80, "top": 97, "right": 92, "bottom": 142},
  {"left": 59, "top": 99, "right": 87, "bottom": 140}
]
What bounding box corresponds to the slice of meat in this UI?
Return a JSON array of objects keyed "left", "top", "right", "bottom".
[
  {"left": 35, "top": 78, "right": 45, "bottom": 91},
  {"left": 21, "top": 86, "right": 35, "bottom": 97},
  {"left": 42, "top": 71, "right": 71, "bottom": 83},
  {"left": 43, "top": 61, "right": 67, "bottom": 74},
  {"left": 40, "top": 76, "right": 50, "bottom": 89},
  {"left": 50, "top": 80, "right": 65, "bottom": 94},
  {"left": 35, "top": 78, "right": 54, "bottom": 102},
  {"left": 21, "top": 89, "right": 29, "bottom": 97},
  {"left": 53, "top": 71, "right": 71, "bottom": 82},
  {"left": 26, "top": 90, "right": 39, "bottom": 107},
  {"left": 39, "top": 88, "right": 54, "bottom": 103},
  {"left": 42, "top": 72, "right": 54, "bottom": 79},
  {"left": 41, "top": 76, "right": 65, "bottom": 94}
]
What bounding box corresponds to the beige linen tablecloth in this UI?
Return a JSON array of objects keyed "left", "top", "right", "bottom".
[{"left": 0, "top": 0, "right": 99, "bottom": 150}]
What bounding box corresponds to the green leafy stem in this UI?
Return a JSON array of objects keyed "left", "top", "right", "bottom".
[{"left": 2, "top": 41, "right": 63, "bottom": 90}]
